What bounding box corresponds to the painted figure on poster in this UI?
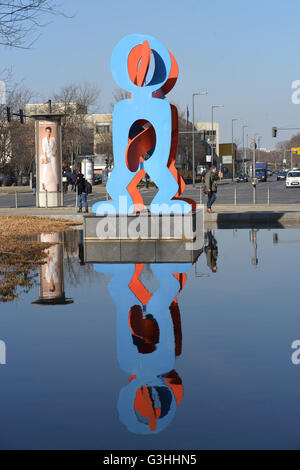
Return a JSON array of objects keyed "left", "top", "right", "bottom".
[{"left": 40, "top": 126, "right": 58, "bottom": 191}]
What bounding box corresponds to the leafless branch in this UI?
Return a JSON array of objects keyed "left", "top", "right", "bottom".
[{"left": 0, "top": 1, "right": 70, "bottom": 48}]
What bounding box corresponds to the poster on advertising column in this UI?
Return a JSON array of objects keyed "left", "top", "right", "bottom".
[{"left": 36, "top": 119, "right": 62, "bottom": 206}]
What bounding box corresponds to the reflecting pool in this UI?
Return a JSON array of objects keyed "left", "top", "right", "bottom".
[{"left": 0, "top": 228, "right": 300, "bottom": 450}]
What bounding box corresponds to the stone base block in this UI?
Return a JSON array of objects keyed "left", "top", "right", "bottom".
[
  {"left": 38, "top": 191, "right": 61, "bottom": 208},
  {"left": 84, "top": 207, "right": 204, "bottom": 241}
]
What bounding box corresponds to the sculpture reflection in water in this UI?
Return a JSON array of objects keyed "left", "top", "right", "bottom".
[
  {"left": 32, "top": 232, "right": 73, "bottom": 306},
  {"left": 94, "top": 262, "right": 192, "bottom": 434}
]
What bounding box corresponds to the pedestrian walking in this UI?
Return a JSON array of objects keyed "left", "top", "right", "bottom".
[
  {"left": 62, "top": 170, "right": 68, "bottom": 193},
  {"left": 32, "top": 175, "right": 36, "bottom": 196},
  {"left": 76, "top": 173, "right": 89, "bottom": 213},
  {"left": 205, "top": 165, "right": 218, "bottom": 213},
  {"left": 71, "top": 170, "right": 77, "bottom": 191}
]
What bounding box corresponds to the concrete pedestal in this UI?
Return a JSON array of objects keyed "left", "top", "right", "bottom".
[
  {"left": 84, "top": 207, "right": 204, "bottom": 241},
  {"left": 83, "top": 208, "right": 204, "bottom": 264},
  {"left": 38, "top": 191, "right": 61, "bottom": 208}
]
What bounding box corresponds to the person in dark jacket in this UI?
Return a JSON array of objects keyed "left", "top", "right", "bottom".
[
  {"left": 76, "top": 173, "right": 88, "bottom": 213},
  {"left": 32, "top": 175, "right": 36, "bottom": 195},
  {"left": 205, "top": 165, "right": 218, "bottom": 213},
  {"left": 62, "top": 169, "right": 68, "bottom": 193},
  {"left": 71, "top": 170, "right": 77, "bottom": 191}
]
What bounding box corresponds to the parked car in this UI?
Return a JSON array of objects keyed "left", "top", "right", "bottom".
[
  {"left": 267, "top": 169, "right": 273, "bottom": 177},
  {"left": 93, "top": 174, "right": 102, "bottom": 185},
  {"left": 236, "top": 173, "right": 248, "bottom": 183},
  {"left": 286, "top": 170, "right": 300, "bottom": 188},
  {"left": 277, "top": 171, "right": 287, "bottom": 181},
  {"left": 2, "top": 175, "right": 17, "bottom": 186}
]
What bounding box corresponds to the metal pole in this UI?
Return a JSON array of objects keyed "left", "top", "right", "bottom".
[
  {"left": 211, "top": 106, "right": 214, "bottom": 166},
  {"left": 45, "top": 190, "right": 48, "bottom": 208},
  {"left": 242, "top": 128, "right": 245, "bottom": 160},
  {"left": 232, "top": 119, "right": 238, "bottom": 180},
  {"left": 234, "top": 185, "right": 237, "bottom": 206},
  {"left": 291, "top": 149, "right": 293, "bottom": 169},
  {"left": 243, "top": 128, "right": 245, "bottom": 175},
  {"left": 242, "top": 125, "right": 248, "bottom": 175},
  {"left": 15, "top": 191, "right": 18, "bottom": 208},
  {"left": 257, "top": 137, "right": 261, "bottom": 163},
  {"left": 267, "top": 186, "right": 270, "bottom": 206},
  {"left": 252, "top": 137, "right": 256, "bottom": 178},
  {"left": 253, "top": 185, "right": 256, "bottom": 205},
  {"left": 192, "top": 91, "right": 208, "bottom": 186},
  {"left": 192, "top": 94, "right": 195, "bottom": 187},
  {"left": 232, "top": 120, "right": 234, "bottom": 180}
]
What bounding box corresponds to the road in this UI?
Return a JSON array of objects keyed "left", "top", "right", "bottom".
[{"left": 1, "top": 176, "right": 300, "bottom": 208}]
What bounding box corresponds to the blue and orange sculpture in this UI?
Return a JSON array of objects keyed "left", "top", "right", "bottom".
[{"left": 92, "top": 34, "right": 195, "bottom": 215}]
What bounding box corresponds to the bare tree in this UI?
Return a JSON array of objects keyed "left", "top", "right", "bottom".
[
  {"left": 51, "top": 82, "right": 101, "bottom": 163},
  {"left": 77, "top": 81, "right": 101, "bottom": 114},
  {"left": 52, "top": 81, "right": 101, "bottom": 115},
  {"left": 0, "top": 82, "right": 35, "bottom": 176},
  {"left": 9, "top": 119, "right": 35, "bottom": 178},
  {"left": 0, "top": 1, "right": 66, "bottom": 48},
  {"left": 110, "top": 87, "right": 130, "bottom": 111}
]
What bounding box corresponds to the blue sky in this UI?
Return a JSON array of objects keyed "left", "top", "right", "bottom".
[{"left": 1, "top": 0, "right": 300, "bottom": 148}]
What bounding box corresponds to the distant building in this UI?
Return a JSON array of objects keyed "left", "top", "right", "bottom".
[
  {"left": 25, "top": 102, "right": 88, "bottom": 115},
  {"left": 194, "top": 121, "right": 220, "bottom": 155},
  {"left": 86, "top": 114, "right": 112, "bottom": 155}
]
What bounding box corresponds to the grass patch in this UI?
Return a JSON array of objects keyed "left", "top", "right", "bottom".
[{"left": 0, "top": 216, "right": 78, "bottom": 302}]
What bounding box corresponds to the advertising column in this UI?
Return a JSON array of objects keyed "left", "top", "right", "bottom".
[
  {"left": 81, "top": 157, "right": 94, "bottom": 184},
  {"left": 34, "top": 115, "right": 63, "bottom": 207}
]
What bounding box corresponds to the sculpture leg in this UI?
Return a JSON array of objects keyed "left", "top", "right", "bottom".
[
  {"left": 148, "top": 166, "right": 191, "bottom": 214},
  {"left": 92, "top": 168, "right": 137, "bottom": 215}
]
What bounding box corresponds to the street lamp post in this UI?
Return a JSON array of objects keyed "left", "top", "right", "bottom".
[
  {"left": 232, "top": 118, "right": 238, "bottom": 180},
  {"left": 211, "top": 105, "right": 224, "bottom": 168},
  {"left": 252, "top": 136, "right": 256, "bottom": 178},
  {"left": 257, "top": 136, "right": 262, "bottom": 166},
  {"left": 192, "top": 91, "right": 208, "bottom": 187},
  {"left": 242, "top": 125, "right": 248, "bottom": 174}
]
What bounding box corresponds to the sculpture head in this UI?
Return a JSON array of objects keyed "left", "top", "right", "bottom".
[{"left": 110, "top": 34, "right": 173, "bottom": 97}]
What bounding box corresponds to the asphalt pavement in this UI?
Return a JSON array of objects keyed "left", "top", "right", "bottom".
[{"left": 1, "top": 176, "right": 300, "bottom": 208}]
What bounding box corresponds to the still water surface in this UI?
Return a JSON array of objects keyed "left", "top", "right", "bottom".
[{"left": 0, "top": 228, "right": 300, "bottom": 450}]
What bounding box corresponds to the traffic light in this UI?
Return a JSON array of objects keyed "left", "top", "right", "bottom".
[
  {"left": 6, "top": 106, "right": 11, "bottom": 122},
  {"left": 19, "top": 109, "right": 24, "bottom": 124},
  {"left": 272, "top": 126, "right": 277, "bottom": 138},
  {"left": 105, "top": 157, "right": 109, "bottom": 168}
]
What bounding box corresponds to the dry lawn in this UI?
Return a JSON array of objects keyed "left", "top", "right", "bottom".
[{"left": 0, "top": 216, "right": 79, "bottom": 302}]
